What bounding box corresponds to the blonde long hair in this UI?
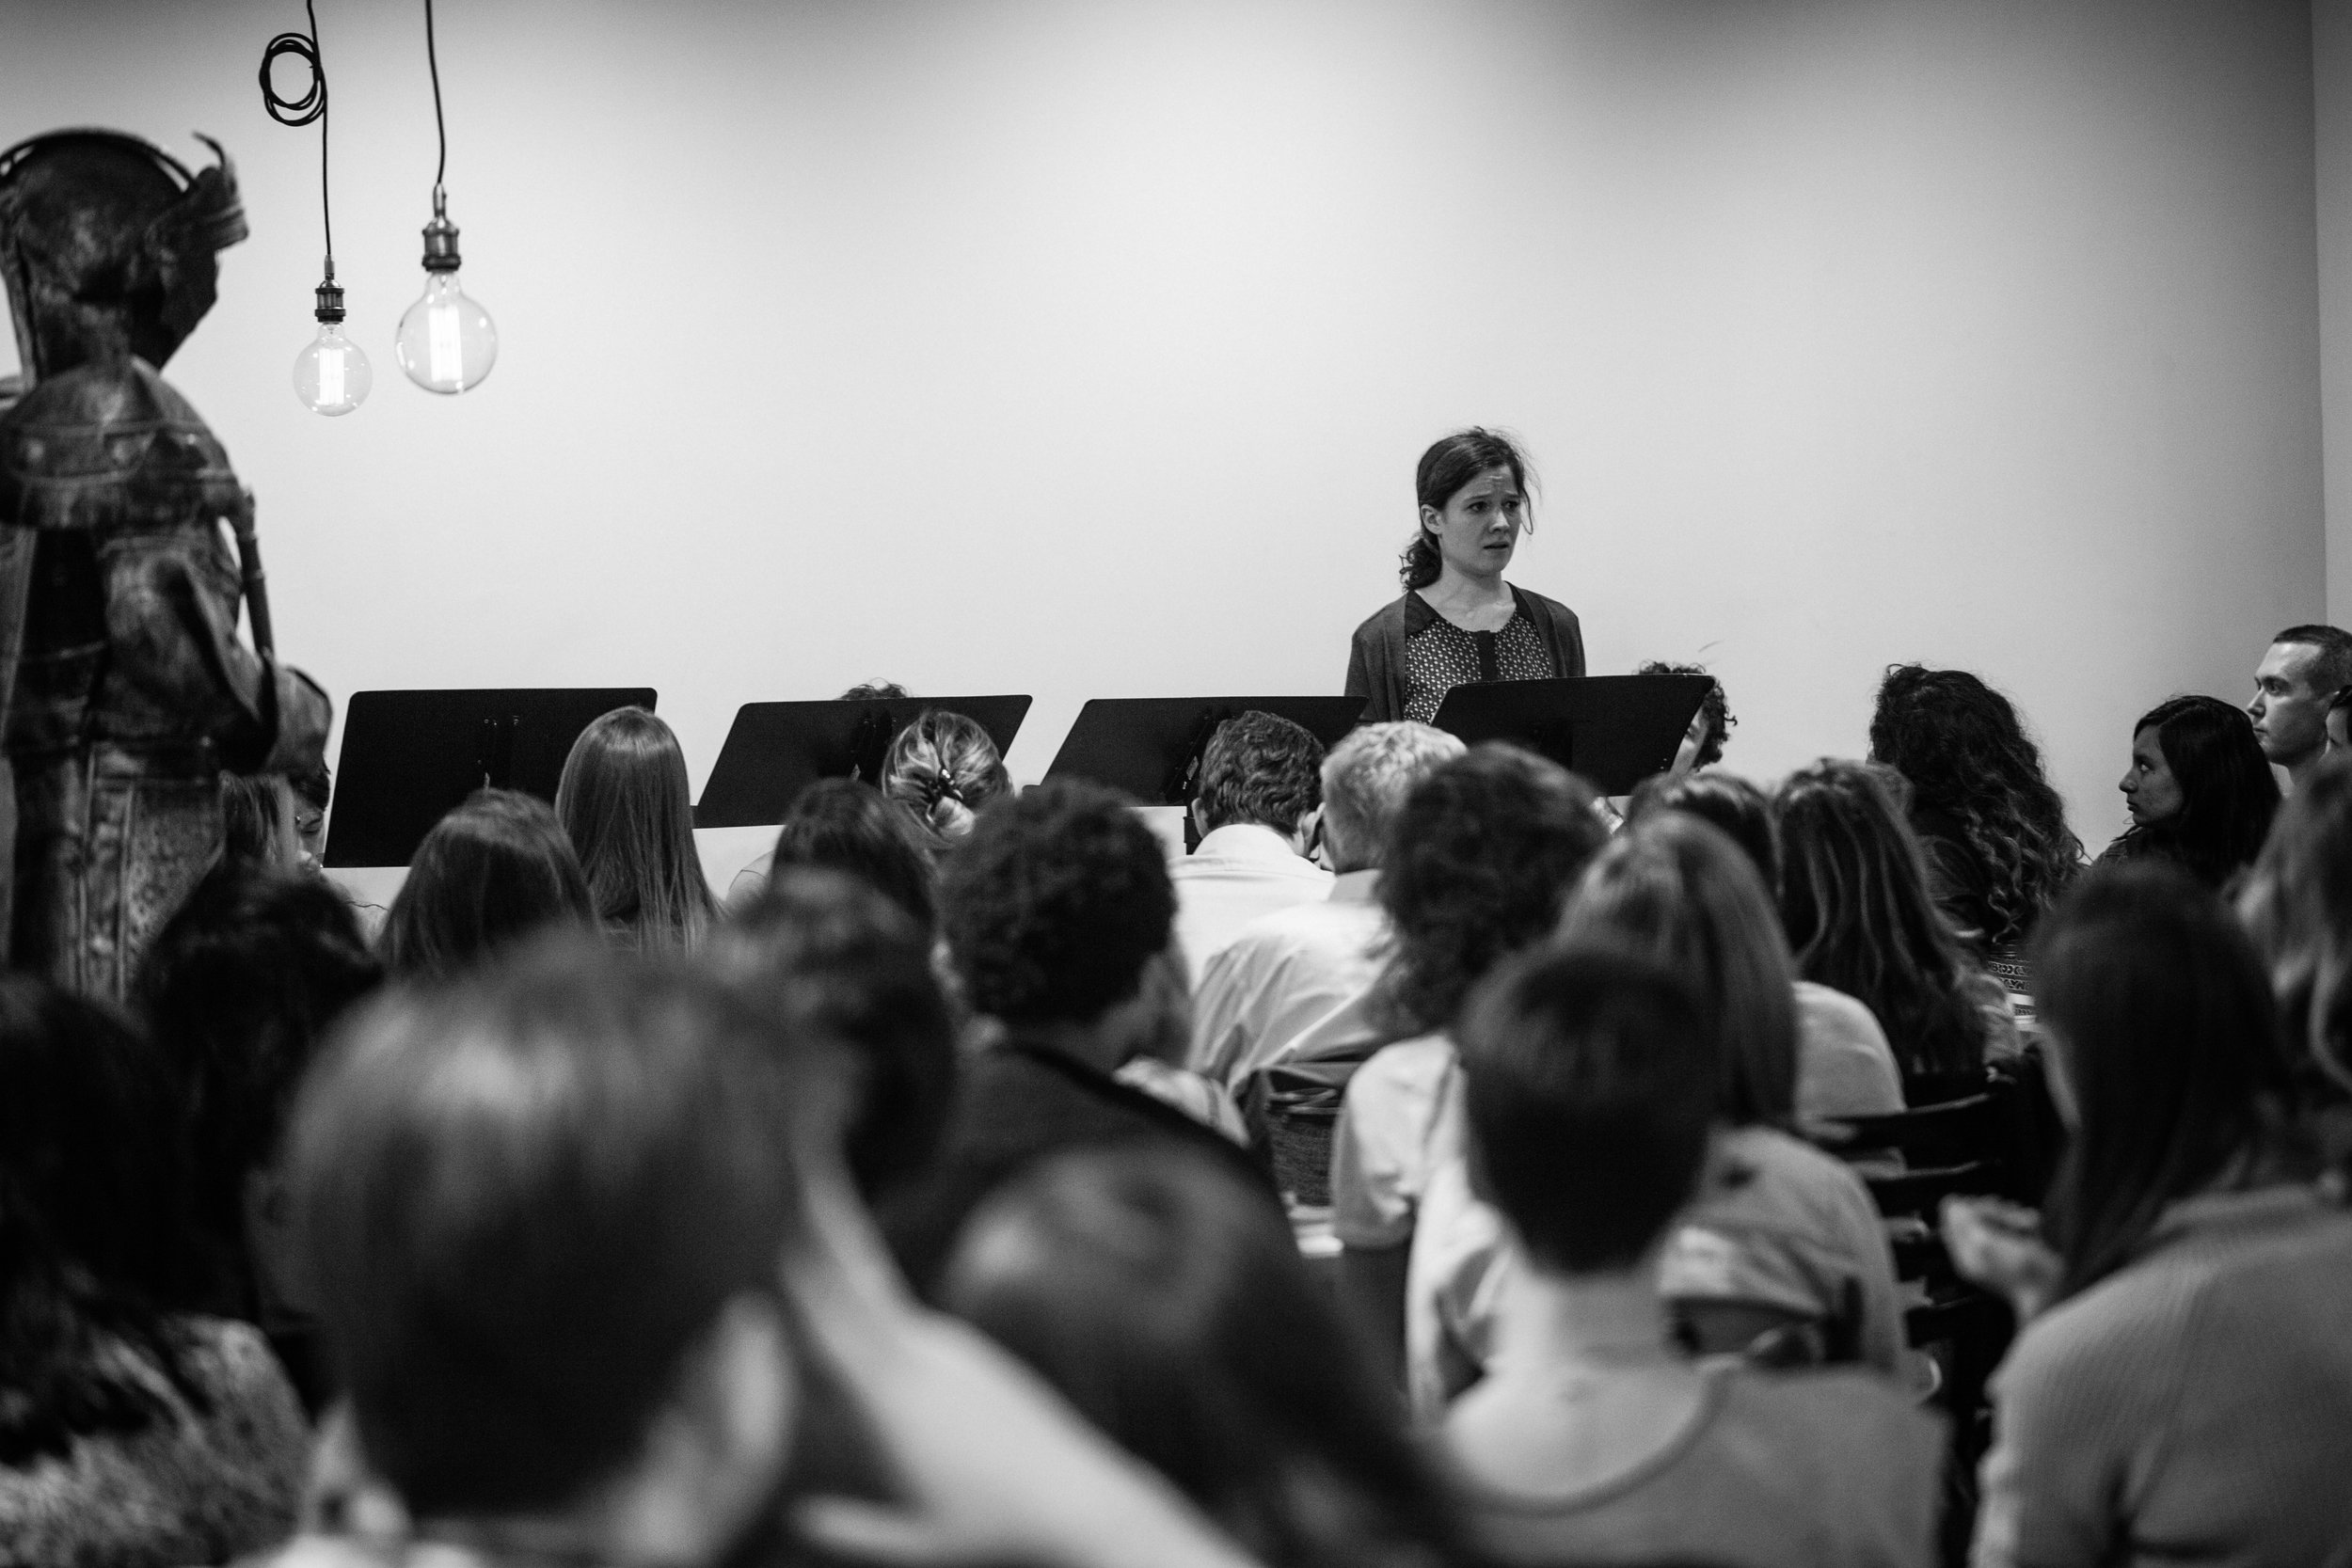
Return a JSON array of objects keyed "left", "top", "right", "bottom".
[
  {"left": 555, "top": 707, "right": 717, "bottom": 951},
  {"left": 882, "top": 709, "right": 1011, "bottom": 846}
]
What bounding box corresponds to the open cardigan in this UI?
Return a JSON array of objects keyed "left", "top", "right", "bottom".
[{"left": 1343, "top": 587, "right": 1586, "bottom": 723}]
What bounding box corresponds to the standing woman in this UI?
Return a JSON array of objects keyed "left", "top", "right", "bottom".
[
  {"left": 1346, "top": 429, "right": 1584, "bottom": 724},
  {"left": 555, "top": 706, "right": 718, "bottom": 952}
]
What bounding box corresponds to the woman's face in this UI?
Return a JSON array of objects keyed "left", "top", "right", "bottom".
[
  {"left": 2119, "top": 725, "right": 2185, "bottom": 827},
  {"left": 1420, "top": 465, "right": 1526, "bottom": 583}
]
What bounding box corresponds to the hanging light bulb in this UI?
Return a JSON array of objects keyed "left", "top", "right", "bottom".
[
  {"left": 292, "top": 271, "right": 372, "bottom": 416},
  {"left": 395, "top": 187, "right": 497, "bottom": 393}
]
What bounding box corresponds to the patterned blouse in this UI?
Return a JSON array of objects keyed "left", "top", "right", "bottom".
[{"left": 1403, "top": 594, "right": 1556, "bottom": 723}]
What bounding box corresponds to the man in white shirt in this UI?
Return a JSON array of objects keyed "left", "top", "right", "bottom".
[
  {"left": 1189, "top": 721, "right": 1466, "bottom": 1087},
  {"left": 1169, "top": 710, "right": 1334, "bottom": 979}
]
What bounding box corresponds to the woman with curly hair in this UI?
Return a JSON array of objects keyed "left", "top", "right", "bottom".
[
  {"left": 2099, "top": 695, "right": 2279, "bottom": 892},
  {"left": 1345, "top": 429, "right": 1584, "bottom": 724},
  {"left": 1775, "top": 759, "right": 2018, "bottom": 1101},
  {"left": 1328, "top": 745, "right": 1612, "bottom": 1376},
  {"left": 882, "top": 707, "right": 1013, "bottom": 850},
  {"left": 1867, "top": 665, "right": 2081, "bottom": 983}
]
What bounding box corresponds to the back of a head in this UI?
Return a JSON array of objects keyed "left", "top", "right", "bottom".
[
  {"left": 1377, "top": 744, "right": 1610, "bottom": 1035},
  {"left": 771, "top": 777, "right": 939, "bottom": 930},
  {"left": 287, "top": 939, "right": 810, "bottom": 1517},
  {"left": 1773, "top": 759, "right": 1979, "bottom": 1081},
  {"left": 1457, "top": 944, "right": 1715, "bottom": 1276},
  {"left": 1196, "top": 711, "right": 1326, "bottom": 837},
  {"left": 1624, "top": 770, "right": 1778, "bottom": 889},
  {"left": 555, "top": 706, "right": 716, "bottom": 951},
  {"left": 2031, "top": 863, "right": 2296, "bottom": 1299},
  {"left": 943, "top": 1145, "right": 1461, "bottom": 1568},
  {"left": 1867, "top": 664, "right": 2078, "bottom": 946},
  {"left": 2133, "top": 695, "right": 2280, "bottom": 887},
  {"left": 718, "top": 865, "right": 957, "bottom": 1198},
  {"left": 2237, "top": 752, "right": 2352, "bottom": 1096},
  {"left": 135, "top": 863, "right": 381, "bottom": 1228},
  {"left": 882, "top": 709, "right": 1012, "bottom": 847},
  {"left": 382, "top": 791, "right": 596, "bottom": 982},
  {"left": 941, "top": 779, "right": 1173, "bottom": 1027},
  {"left": 1317, "top": 721, "right": 1466, "bottom": 873},
  {"left": 2272, "top": 624, "right": 2352, "bottom": 696},
  {"left": 1559, "top": 813, "right": 1798, "bottom": 1126}
]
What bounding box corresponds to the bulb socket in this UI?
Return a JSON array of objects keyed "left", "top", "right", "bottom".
[
  {"left": 421, "top": 213, "right": 463, "bottom": 273},
  {"left": 313, "top": 278, "right": 347, "bottom": 324}
]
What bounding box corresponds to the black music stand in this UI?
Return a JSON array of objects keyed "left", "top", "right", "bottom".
[
  {"left": 1044, "top": 696, "right": 1369, "bottom": 814},
  {"left": 1430, "top": 674, "right": 1713, "bottom": 796},
  {"left": 324, "top": 687, "right": 659, "bottom": 868},
  {"left": 693, "top": 695, "right": 1033, "bottom": 830}
]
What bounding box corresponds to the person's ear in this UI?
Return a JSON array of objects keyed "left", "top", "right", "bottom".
[
  {"left": 1420, "top": 504, "right": 1442, "bottom": 538},
  {"left": 1295, "top": 805, "right": 1325, "bottom": 863}
]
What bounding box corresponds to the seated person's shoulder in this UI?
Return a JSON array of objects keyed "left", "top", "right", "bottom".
[{"left": 1723, "top": 1364, "right": 1946, "bottom": 1481}]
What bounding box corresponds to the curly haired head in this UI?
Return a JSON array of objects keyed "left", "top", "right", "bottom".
[
  {"left": 1773, "top": 759, "right": 1985, "bottom": 1082},
  {"left": 1635, "top": 661, "right": 1735, "bottom": 769},
  {"left": 1195, "top": 711, "right": 1325, "bottom": 837},
  {"left": 941, "top": 780, "right": 1176, "bottom": 1026},
  {"left": 1401, "top": 428, "right": 1536, "bottom": 590},
  {"left": 1867, "top": 665, "right": 2080, "bottom": 946},
  {"left": 883, "top": 709, "right": 1013, "bottom": 847},
  {"left": 1376, "top": 745, "right": 1610, "bottom": 1035}
]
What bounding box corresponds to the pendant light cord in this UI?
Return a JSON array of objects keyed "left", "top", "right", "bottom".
[
  {"left": 425, "top": 0, "right": 448, "bottom": 196},
  {"left": 259, "top": 0, "right": 335, "bottom": 277}
]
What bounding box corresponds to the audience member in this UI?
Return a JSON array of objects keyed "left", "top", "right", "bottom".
[
  {"left": 1867, "top": 665, "right": 2080, "bottom": 983},
  {"left": 1636, "top": 659, "right": 1736, "bottom": 778},
  {"left": 291, "top": 762, "right": 332, "bottom": 867},
  {"left": 1189, "top": 721, "right": 1464, "bottom": 1088},
  {"left": 1624, "top": 771, "right": 1905, "bottom": 1122},
  {"left": 1411, "top": 815, "right": 1905, "bottom": 1414},
  {"left": 945, "top": 1146, "right": 1469, "bottom": 1568},
  {"left": 726, "top": 777, "right": 939, "bottom": 925},
  {"left": 555, "top": 705, "right": 719, "bottom": 952},
  {"left": 135, "top": 863, "right": 382, "bottom": 1406},
  {"left": 2249, "top": 623, "right": 2352, "bottom": 790},
  {"left": 2097, "top": 694, "right": 2278, "bottom": 890},
  {"left": 379, "top": 790, "right": 596, "bottom": 982},
  {"left": 836, "top": 680, "right": 911, "bottom": 703},
  {"left": 0, "top": 974, "right": 308, "bottom": 1565},
  {"left": 2235, "top": 753, "right": 2352, "bottom": 1139},
  {"left": 2327, "top": 682, "right": 2352, "bottom": 755},
  {"left": 1172, "top": 711, "right": 1333, "bottom": 976},
  {"left": 882, "top": 707, "right": 1013, "bottom": 850},
  {"left": 1443, "top": 945, "right": 1943, "bottom": 1568},
  {"left": 1947, "top": 863, "right": 2352, "bottom": 1567},
  {"left": 883, "top": 780, "right": 1274, "bottom": 1298},
  {"left": 712, "top": 865, "right": 959, "bottom": 1204},
  {"left": 221, "top": 771, "right": 304, "bottom": 873},
  {"left": 1775, "top": 760, "right": 2019, "bottom": 1101},
  {"left": 1330, "top": 744, "right": 1610, "bottom": 1379}
]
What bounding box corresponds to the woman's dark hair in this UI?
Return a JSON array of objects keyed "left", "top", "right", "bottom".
[
  {"left": 1624, "top": 769, "right": 1777, "bottom": 889},
  {"left": 1774, "top": 760, "right": 1989, "bottom": 1085},
  {"left": 771, "top": 778, "right": 939, "bottom": 931},
  {"left": 2110, "top": 695, "right": 2280, "bottom": 890},
  {"left": 1457, "top": 945, "right": 1715, "bottom": 1275},
  {"left": 0, "top": 976, "right": 206, "bottom": 1464},
  {"left": 1376, "top": 745, "right": 1610, "bottom": 1035},
  {"left": 381, "top": 790, "right": 596, "bottom": 982},
  {"left": 135, "top": 863, "right": 382, "bottom": 1316},
  {"left": 1867, "top": 665, "right": 2080, "bottom": 947},
  {"left": 1400, "top": 427, "right": 1534, "bottom": 590},
  {"left": 1558, "top": 814, "right": 1798, "bottom": 1127},
  {"left": 2033, "top": 863, "right": 2297, "bottom": 1301},
  {"left": 882, "top": 708, "right": 1012, "bottom": 847},
  {"left": 714, "top": 866, "right": 958, "bottom": 1200},
  {"left": 944, "top": 1146, "right": 1469, "bottom": 1568},
  {"left": 2235, "top": 752, "right": 2352, "bottom": 1101},
  {"left": 556, "top": 706, "right": 719, "bottom": 952},
  {"left": 1635, "top": 661, "right": 1736, "bottom": 768}
]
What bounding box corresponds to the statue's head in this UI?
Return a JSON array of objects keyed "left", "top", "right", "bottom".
[{"left": 0, "top": 130, "right": 247, "bottom": 385}]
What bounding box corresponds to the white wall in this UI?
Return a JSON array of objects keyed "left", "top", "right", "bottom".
[
  {"left": 2321, "top": 0, "right": 2352, "bottom": 626},
  {"left": 2, "top": 0, "right": 2327, "bottom": 888}
]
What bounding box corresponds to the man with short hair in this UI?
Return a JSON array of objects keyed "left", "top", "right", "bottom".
[
  {"left": 886, "top": 779, "right": 1273, "bottom": 1296},
  {"left": 2249, "top": 625, "right": 2352, "bottom": 791},
  {"left": 1189, "top": 721, "right": 1464, "bottom": 1087},
  {"left": 1170, "top": 711, "right": 1334, "bottom": 976},
  {"left": 1443, "top": 943, "right": 1941, "bottom": 1568}
]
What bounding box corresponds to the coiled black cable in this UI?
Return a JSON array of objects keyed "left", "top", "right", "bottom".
[{"left": 259, "top": 0, "right": 335, "bottom": 272}]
